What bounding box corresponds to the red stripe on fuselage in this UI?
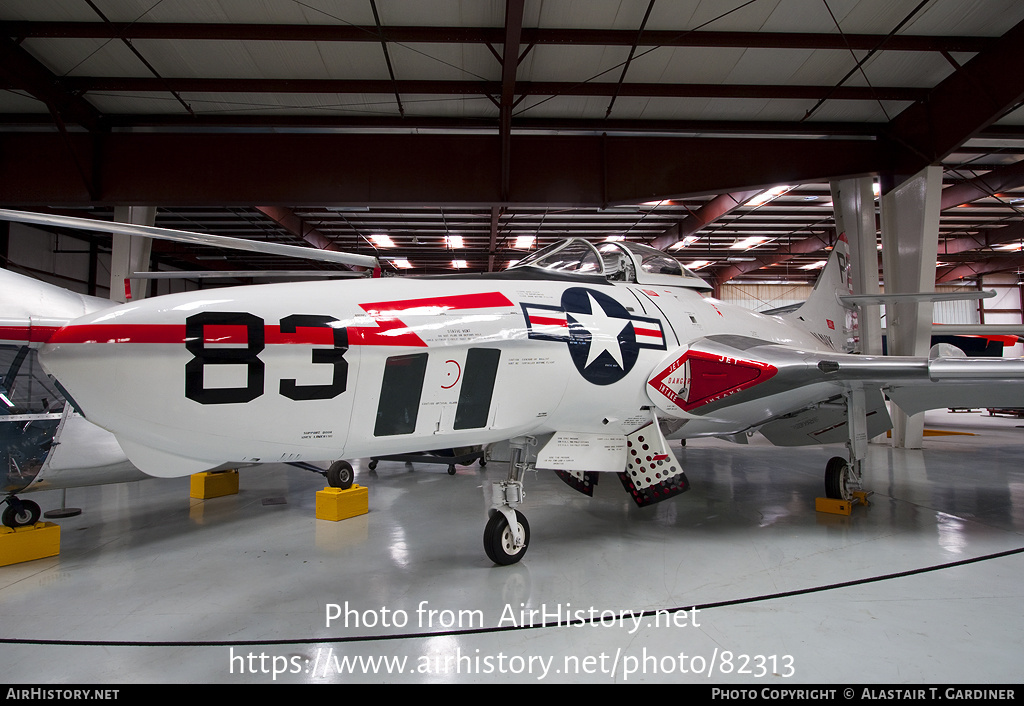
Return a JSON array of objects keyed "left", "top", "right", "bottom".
[
  {"left": 0, "top": 325, "right": 63, "bottom": 344},
  {"left": 528, "top": 315, "right": 568, "bottom": 327},
  {"left": 44, "top": 292, "right": 514, "bottom": 348},
  {"left": 360, "top": 291, "right": 514, "bottom": 316},
  {"left": 49, "top": 323, "right": 375, "bottom": 346}
]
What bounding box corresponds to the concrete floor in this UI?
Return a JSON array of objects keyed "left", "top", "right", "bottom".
[{"left": 1, "top": 409, "right": 1022, "bottom": 684}]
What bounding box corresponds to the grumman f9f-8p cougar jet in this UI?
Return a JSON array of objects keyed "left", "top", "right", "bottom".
[{"left": 4, "top": 209, "right": 1023, "bottom": 564}]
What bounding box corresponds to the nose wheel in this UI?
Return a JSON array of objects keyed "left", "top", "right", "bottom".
[
  {"left": 484, "top": 437, "right": 534, "bottom": 565},
  {"left": 483, "top": 509, "right": 530, "bottom": 565}
]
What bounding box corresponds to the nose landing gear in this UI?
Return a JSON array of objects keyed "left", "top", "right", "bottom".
[{"left": 484, "top": 437, "right": 532, "bottom": 565}]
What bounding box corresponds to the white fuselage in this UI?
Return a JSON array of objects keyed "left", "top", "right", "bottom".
[{"left": 38, "top": 274, "right": 833, "bottom": 476}]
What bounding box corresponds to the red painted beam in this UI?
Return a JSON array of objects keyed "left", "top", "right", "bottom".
[
  {"left": 48, "top": 76, "right": 929, "bottom": 102},
  {"left": 0, "top": 22, "right": 994, "bottom": 52},
  {"left": 886, "top": 17, "right": 1024, "bottom": 180},
  {"left": 940, "top": 159, "right": 1024, "bottom": 210},
  {"left": 649, "top": 189, "right": 764, "bottom": 251},
  {"left": 0, "top": 132, "right": 887, "bottom": 208}
]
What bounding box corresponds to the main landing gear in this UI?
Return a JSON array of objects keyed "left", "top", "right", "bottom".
[
  {"left": 823, "top": 389, "right": 867, "bottom": 503},
  {"left": 326, "top": 460, "right": 354, "bottom": 490},
  {"left": 2, "top": 496, "right": 42, "bottom": 528},
  {"left": 824, "top": 456, "right": 858, "bottom": 501},
  {"left": 484, "top": 437, "right": 532, "bottom": 565},
  {"left": 285, "top": 460, "right": 354, "bottom": 490}
]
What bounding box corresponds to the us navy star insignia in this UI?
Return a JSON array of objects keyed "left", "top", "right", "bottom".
[{"left": 521, "top": 287, "right": 667, "bottom": 385}]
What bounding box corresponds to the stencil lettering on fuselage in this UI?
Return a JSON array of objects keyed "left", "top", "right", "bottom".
[{"left": 522, "top": 287, "right": 665, "bottom": 385}]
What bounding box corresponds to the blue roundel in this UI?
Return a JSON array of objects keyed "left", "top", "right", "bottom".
[{"left": 561, "top": 288, "right": 639, "bottom": 385}]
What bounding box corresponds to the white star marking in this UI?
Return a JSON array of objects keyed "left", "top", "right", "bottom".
[{"left": 569, "top": 292, "right": 630, "bottom": 369}]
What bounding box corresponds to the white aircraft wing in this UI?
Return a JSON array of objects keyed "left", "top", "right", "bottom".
[
  {"left": 0, "top": 209, "right": 379, "bottom": 269},
  {"left": 646, "top": 335, "right": 1024, "bottom": 443}
]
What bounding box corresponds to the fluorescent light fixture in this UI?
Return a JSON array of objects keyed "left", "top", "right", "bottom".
[
  {"left": 801, "top": 260, "right": 827, "bottom": 270},
  {"left": 506, "top": 260, "right": 520, "bottom": 268},
  {"left": 671, "top": 235, "right": 700, "bottom": 249},
  {"left": 446, "top": 235, "right": 464, "bottom": 249},
  {"left": 745, "top": 186, "right": 791, "bottom": 207},
  {"left": 641, "top": 199, "right": 668, "bottom": 207},
  {"left": 687, "top": 260, "right": 710, "bottom": 270},
  {"left": 514, "top": 235, "right": 535, "bottom": 249},
  {"left": 604, "top": 235, "right": 625, "bottom": 242},
  {"left": 370, "top": 234, "right": 395, "bottom": 248},
  {"left": 388, "top": 258, "right": 413, "bottom": 269},
  {"left": 730, "top": 236, "right": 768, "bottom": 250},
  {"left": 451, "top": 259, "right": 468, "bottom": 269}
]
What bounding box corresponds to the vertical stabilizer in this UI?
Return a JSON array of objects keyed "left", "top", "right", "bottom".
[{"left": 782, "top": 235, "right": 856, "bottom": 352}]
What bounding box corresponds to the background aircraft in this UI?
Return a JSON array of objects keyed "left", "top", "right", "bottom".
[
  {"left": 11, "top": 210, "right": 1021, "bottom": 564},
  {"left": 0, "top": 268, "right": 148, "bottom": 527}
]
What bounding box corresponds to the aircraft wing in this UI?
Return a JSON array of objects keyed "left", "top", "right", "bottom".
[
  {"left": 0, "top": 209, "right": 379, "bottom": 269},
  {"left": 646, "top": 335, "right": 1024, "bottom": 438}
]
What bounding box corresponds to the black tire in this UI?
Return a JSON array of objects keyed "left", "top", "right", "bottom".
[
  {"left": 824, "top": 456, "right": 851, "bottom": 501},
  {"left": 368, "top": 459, "right": 378, "bottom": 471},
  {"left": 447, "top": 464, "right": 456, "bottom": 475},
  {"left": 2, "top": 499, "right": 41, "bottom": 528},
  {"left": 326, "top": 460, "right": 354, "bottom": 490},
  {"left": 483, "top": 510, "right": 530, "bottom": 565}
]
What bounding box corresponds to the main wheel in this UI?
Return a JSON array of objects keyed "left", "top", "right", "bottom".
[
  {"left": 326, "top": 460, "right": 354, "bottom": 490},
  {"left": 824, "top": 457, "right": 853, "bottom": 501},
  {"left": 2, "top": 499, "right": 41, "bottom": 528},
  {"left": 483, "top": 510, "right": 530, "bottom": 565}
]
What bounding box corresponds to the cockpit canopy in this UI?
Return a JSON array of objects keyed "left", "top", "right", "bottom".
[{"left": 508, "top": 238, "right": 713, "bottom": 291}]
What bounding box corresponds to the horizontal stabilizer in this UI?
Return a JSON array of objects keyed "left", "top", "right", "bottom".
[{"left": 840, "top": 290, "right": 995, "bottom": 307}]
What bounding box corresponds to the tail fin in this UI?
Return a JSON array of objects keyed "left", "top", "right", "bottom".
[{"left": 782, "top": 234, "right": 856, "bottom": 352}]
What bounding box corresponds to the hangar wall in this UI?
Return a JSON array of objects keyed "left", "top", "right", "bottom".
[{"left": 5, "top": 222, "right": 199, "bottom": 299}]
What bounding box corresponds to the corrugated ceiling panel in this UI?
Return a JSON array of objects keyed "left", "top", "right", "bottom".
[
  {"left": 904, "top": 0, "right": 1024, "bottom": 35},
  {"left": 113, "top": 0, "right": 375, "bottom": 25},
  {"left": 375, "top": 0, "right": 505, "bottom": 28},
  {"left": 534, "top": 0, "right": 670, "bottom": 30},
  {"left": 517, "top": 44, "right": 633, "bottom": 82},
  {"left": 20, "top": 37, "right": 152, "bottom": 77},
  {"left": 387, "top": 43, "right": 499, "bottom": 81}
]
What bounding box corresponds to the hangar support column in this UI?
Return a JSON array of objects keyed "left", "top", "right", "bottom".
[
  {"left": 880, "top": 166, "right": 942, "bottom": 449},
  {"left": 110, "top": 206, "right": 155, "bottom": 303},
  {"left": 831, "top": 177, "right": 882, "bottom": 355}
]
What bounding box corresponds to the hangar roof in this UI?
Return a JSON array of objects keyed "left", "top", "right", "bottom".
[{"left": 1, "top": 0, "right": 1023, "bottom": 285}]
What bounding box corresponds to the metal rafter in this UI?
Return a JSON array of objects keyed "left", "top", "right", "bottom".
[
  {"left": 40, "top": 77, "right": 931, "bottom": 102},
  {"left": 649, "top": 190, "right": 764, "bottom": 251},
  {"left": 0, "top": 22, "right": 995, "bottom": 52},
  {"left": 885, "top": 17, "right": 1024, "bottom": 182}
]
